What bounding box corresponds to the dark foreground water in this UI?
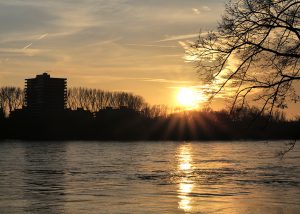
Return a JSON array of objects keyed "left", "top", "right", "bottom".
[{"left": 0, "top": 141, "right": 299, "bottom": 214}]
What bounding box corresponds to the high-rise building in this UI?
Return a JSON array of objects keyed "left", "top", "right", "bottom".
[{"left": 25, "top": 73, "right": 67, "bottom": 115}]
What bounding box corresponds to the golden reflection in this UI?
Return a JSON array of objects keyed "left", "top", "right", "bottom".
[
  {"left": 177, "top": 144, "right": 193, "bottom": 212},
  {"left": 180, "top": 162, "right": 191, "bottom": 171},
  {"left": 179, "top": 182, "right": 193, "bottom": 193},
  {"left": 178, "top": 196, "right": 191, "bottom": 211}
]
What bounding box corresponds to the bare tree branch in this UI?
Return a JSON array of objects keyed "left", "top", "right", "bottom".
[{"left": 188, "top": 0, "right": 300, "bottom": 116}]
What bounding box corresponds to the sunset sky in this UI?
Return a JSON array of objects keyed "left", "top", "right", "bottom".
[{"left": 0, "top": 0, "right": 299, "bottom": 116}]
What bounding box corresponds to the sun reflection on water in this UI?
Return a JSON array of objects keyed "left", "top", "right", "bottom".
[
  {"left": 177, "top": 144, "right": 193, "bottom": 212},
  {"left": 180, "top": 162, "right": 191, "bottom": 171}
]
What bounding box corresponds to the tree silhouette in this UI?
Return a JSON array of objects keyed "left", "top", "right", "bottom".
[
  {"left": 189, "top": 0, "right": 300, "bottom": 116},
  {"left": 67, "top": 87, "right": 146, "bottom": 112},
  {"left": 0, "top": 87, "right": 24, "bottom": 117},
  {"left": 141, "top": 104, "right": 169, "bottom": 118}
]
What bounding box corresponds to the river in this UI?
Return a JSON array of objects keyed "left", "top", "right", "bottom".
[{"left": 0, "top": 141, "right": 299, "bottom": 213}]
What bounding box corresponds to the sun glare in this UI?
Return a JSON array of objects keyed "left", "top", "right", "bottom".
[{"left": 177, "top": 88, "right": 199, "bottom": 109}]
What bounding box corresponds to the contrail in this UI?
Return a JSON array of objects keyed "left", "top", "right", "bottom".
[
  {"left": 23, "top": 43, "right": 33, "bottom": 50},
  {"left": 22, "top": 33, "right": 48, "bottom": 50},
  {"left": 38, "top": 33, "right": 48, "bottom": 40}
]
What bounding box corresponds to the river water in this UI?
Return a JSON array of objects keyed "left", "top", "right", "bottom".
[{"left": 0, "top": 141, "right": 299, "bottom": 213}]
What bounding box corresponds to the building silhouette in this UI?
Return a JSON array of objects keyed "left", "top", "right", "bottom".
[{"left": 25, "top": 73, "right": 67, "bottom": 116}]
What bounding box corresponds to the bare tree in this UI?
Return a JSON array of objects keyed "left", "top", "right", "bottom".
[
  {"left": 109, "top": 92, "right": 146, "bottom": 111},
  {"left": 0, "top": 87, "right": 24, "bottom": 117},
  {"left": 141, "top": 104, "right": 169, "bottom": 118},
  {"left": 188, "top": 0, "right": 300, "bottom": 116},
  {"left": 67, "top": 87, "right": 147, "bottom": 112}
]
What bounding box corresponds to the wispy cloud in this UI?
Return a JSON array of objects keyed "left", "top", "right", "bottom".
[
  {"left": 141, "top": 78, "right": 192, "bottom": 84},
  {"left": 192, "top": 6, "right": 212, "bottom": 14},
  {"left": 0, "top": 32, "right": 49, "bottom": 44},
  {"left": 192, "top": 8, "right": 200, "bottom": 15},
  {"left": 126, "top": 44, "right": 179, "bottom": 48},
  {"left": 202, "top": 6, "right": 211, "bottom": 12},
  {"left": 67, "top": 76, "right": 192, "bottom": 85},
  {"left": 82, "top": 37, "right": 123, "bottom": 48},
  {"left": 178, "top": 41, "right": 198, "bottom": 62},
  {"left": 0, "top": 48, "right": 46, "bottom": 56},
  {"left": 157, "top": 33, "right": 199, "bottom": 42}
]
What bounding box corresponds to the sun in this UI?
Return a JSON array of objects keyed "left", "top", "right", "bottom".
[{"left": 177, "top": 88, "right": 199, "bottom": 109}]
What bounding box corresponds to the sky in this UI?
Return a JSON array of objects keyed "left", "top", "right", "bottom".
[{"left": 0, "top": 0, "right": 299, "bottom": 117}]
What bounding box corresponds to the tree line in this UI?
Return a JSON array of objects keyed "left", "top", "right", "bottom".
[
  {"left": 1, "top": 86, "right": 298, "bottom": 122},
  {"left": 0, "top": 85, "right": 299, "bottom": 141},
  {"left": 0, "top": 86, "right": 169, "bottom": 118}
]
